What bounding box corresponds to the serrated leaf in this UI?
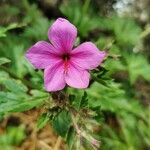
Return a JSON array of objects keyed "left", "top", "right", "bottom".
[
  {"left": 0, "top": 57, "right": 11, "bottom": 65},
  {"left": 0, "top": 78, "right": 28, "bottom": 94},
  {"left": 124, "top": 54, "right": 150, "bottom": 84},
  {"left": 0, "top": 96, "right": 47, "bottom": 115},
  {"left": 68, "top": 90, "right": 89, "bottom": 109},
  {"left": 0, "top": 92, "right": 18, "bottom": 103},
  {"left": 37, "top": 113, "right": 49, "bottom": 129},
  {"left": 66, "top": 127, "right": 76, "bottom": 150},
  {"left": 105, "top": 16, "right": 142, "bottom": 45},
  {"left": 52, "top": 110, "right": 71, "bottom": 138},
  {"left": 23, "top": 17, "right": 51, "bottom": 41},
  {"left": 80, "top": 91, "right": 88, "bottom": 108},
  {"left": 0, "top": 23, "right": 25, "bottom": 38},
  {"left": 0, "top": 70, "right": 9, "bottom": 78},
  {"left": 30, "top": 90, "right": 48, "bottom": 97},
  {"left": 68, "top": 94, "right": 76, "bottom": 105}
]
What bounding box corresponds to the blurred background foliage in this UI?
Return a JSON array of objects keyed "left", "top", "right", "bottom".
[{"left": 0, "top": 0, "right": 150, "bottom": 149}]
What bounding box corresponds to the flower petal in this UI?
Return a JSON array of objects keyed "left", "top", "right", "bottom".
[
  {"left": 48, "top": 18, "right": 77, "bottom": 53},
  {"left": 44, "top": 62, "right": 66, "bottom": 92},
  {"left": 71, "top": 42, "right": 106, "bottom": 70},
  {"left": 26, "top": 41, "right": 61, "bottom": 69},
  {"left": 65, "top": 63, "right": 90, "bottom": 89}
]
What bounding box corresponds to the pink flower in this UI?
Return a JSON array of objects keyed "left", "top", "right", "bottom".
[{"left": 26, "top": 18, "right": 106, "bottom": 92}]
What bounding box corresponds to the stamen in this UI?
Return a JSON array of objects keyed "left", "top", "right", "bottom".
[
  {"left": 62, "top": 53, "right": 70, "bottom": 74},
  {"left": 64, "top": 61, "right": 69, "bottom": 74}
]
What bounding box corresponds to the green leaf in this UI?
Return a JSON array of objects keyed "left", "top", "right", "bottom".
[
  {"left": 60, "top": 0, "right": 100, "bottom": 37},
  {"left": 80, "top": 91, "right": 88, "bottom": 108},
  {"left": 0, "top": 78, "right": 28, "bottom": 94},
  {"left": 0, "top": 57, "right": 11, "bottom": 65},
  {"left": 10, "top": 44, "right": 31, "bottom": 78},
  {"left": 0, "top": 96, "right": 47, "bottom": 115},
  {"left": 68, "top": 94, "right": 76, "bottom": 105},
  {"left": 68, "top": 90, "right": 86, "bottom": 110},
  {"left": 0, "top": 92, "right": 19, "bottom": 103},
  {"left": 23, "top": 17, "right": 51, "bottom": 41},
  {"left": 30, "top": 90, "right": 48, "bottom": 97},
  {"left": 37, "top": 113, "right": 49, "bottom": 129},
  {"left": 66, "top": 127, "right": 76, "bottom": 150},
  {"left": 100, "top": 16, "right": 142, "bottom": 46},
  {"left": 0, "top": 23, "right": 25, "bottom": 37},
  {"left": 52, "top": 110, "right": 71, "bottom": 138},
  {"left": 91, "top": 71, "right": 113, "bottom": 88},
  {"left": 0, "top": 126, "right": 26, "bottom": 146},
  {"left": 104, "top": 57, "right": 126, "bottom": 75},
  {"left": 124, "top": 54, "right": 150, "bottom": 84}
]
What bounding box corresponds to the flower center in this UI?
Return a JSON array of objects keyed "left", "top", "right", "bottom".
[
  {"left": 62, "top": 53, "right": 70, "bottom": 61},
  {"left": 62, "top": 53, "right": 70, "bottom": 74}
]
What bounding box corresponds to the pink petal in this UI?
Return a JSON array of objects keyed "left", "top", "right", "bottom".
[
  {"left": 26, "top": 41, "right": 61, "bottom": 69},
  {"left": 65, "top": 63, "right": 90, "bottom": 89},
  {"left": 44, "top": 62, "right": 66, "bottom": 91},
  {"left": 48, "top": 18, "right": 77, "bottom": 53},
  {"left": 71, "top": 42, "right": 106, "bottom": 70}
]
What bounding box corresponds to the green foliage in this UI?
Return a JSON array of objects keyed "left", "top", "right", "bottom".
[
  {"left": 0, "top": 23, "right": 25, "bottom": 37},
  {"left": 0, "top": 125, "right": 26, "bottom": 150},
  {"left": 80, "top": 91, "right": 88, "bottom": 108},
  {"left": 60, "top": 0, "right": 100, "bottom": 37},
  {"left": 23, "top": 16, "right": 52, "bottom": 41},
  {"left": 96, "top": 16, "right": 142, "bottom": 46},
  {"left": 0, "top": 91, "right": 47, "bottom": 115},
  {"left": 37, "top": 113, "right": 49, "bottom": 129},
  {"left": 52, "top": 110, "right": 71, "bottom": 138},
  {"left": 86, "top": 81, "right": 149, "bottom": 150},
  {"left": 0, "top": 70, "right": 48, "bottom": 117},
  {"left": 66, "top": 127, "right": 76, "bottom": 150},
  {"left": 0, "top": 1, "right": 49, "bottom": 118},
  {"left": 109, "top": 17, "right": 141, "bottom": 46},
  {"left": 0, "top": 0, "right": 149, "bottom": 150},
  {"left": 124, "top": 53, "right": 150, "bottom": 84},
  {"left": 68, "top": 90, "right": 89, "bottom": 110},
  {"left": 0, "top": 57, "right": 11, "bottom": 65},
  {"left": 0, "top": 76, "right": 28, "bottom": 94}
]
